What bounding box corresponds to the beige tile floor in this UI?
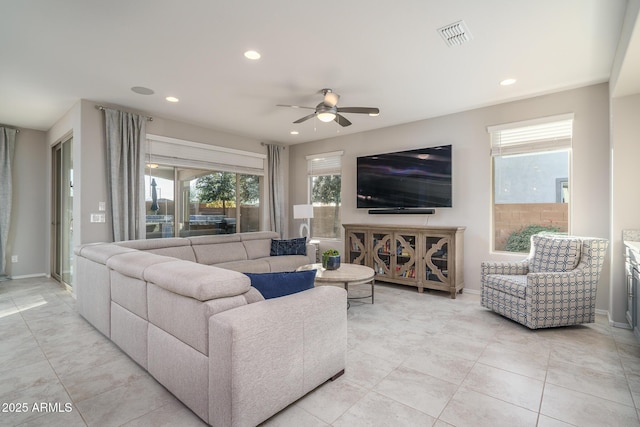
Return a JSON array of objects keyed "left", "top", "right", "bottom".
[{"left": 2, "top": 277, "right": 640, "bottom": 426}]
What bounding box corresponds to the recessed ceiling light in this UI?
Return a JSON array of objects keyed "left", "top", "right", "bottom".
[
  {"left": 244, "top": 50, "right": 261, "bottom": 60},
  {"left": 131, "top": 86, "right": 154, "bottom": 95},
  {"left": 368, "top": 112, "right": 380, "bottom": 117},
  {"left": 165, "top": 96, "right": 179, "bottom": 103},
  {"left": 290, "top": 131, "right": 299, "bottom": 135},
  {"left": 500, "top": 78, "right": 517, "bottom": 86}
]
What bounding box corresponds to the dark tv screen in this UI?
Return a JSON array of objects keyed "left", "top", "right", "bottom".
[{"left": 357, "top": 144, "right": 452, "bottom": 209}]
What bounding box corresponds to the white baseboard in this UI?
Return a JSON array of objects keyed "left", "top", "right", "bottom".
[
  {"left": 9, "top": 273, "right": 48, "bottom": 280},
  {"left": 462, "top": 288, "right": 480, "bottom": 295},
  {"left": 614, "top": 321, "right": 633, "bottom": 329},
  {"left": 604, "top": 310, "right": 632, "bottom": 329}
]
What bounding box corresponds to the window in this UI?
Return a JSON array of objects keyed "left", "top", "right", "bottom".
[
  {"left": 306, "top": 151, "right": 343, "bottom": 239},
  {"left": 145, "top": 135, "right": 265, "bottom": 239},
  {"left": 489, "top": 114, "right": 573, "bottom": 252}
]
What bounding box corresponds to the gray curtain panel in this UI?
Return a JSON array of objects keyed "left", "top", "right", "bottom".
[
  {"left": 266, "top": 144, "right": 284, "bottom": 236},
  {"left": 0, "top": 127, "right": 17, "bottom": 276},
  {"left": 104, "top": 108, "right": 146, "bottom": 242}
]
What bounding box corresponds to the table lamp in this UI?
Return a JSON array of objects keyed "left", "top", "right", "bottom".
[{"left": 293, "top": 204, "right": 314, "bottom": 238}]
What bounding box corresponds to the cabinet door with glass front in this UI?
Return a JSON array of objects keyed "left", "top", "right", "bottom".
[
  {"left": 372, "top": 232, "right": 393, "bottom": 277},
  {"left": 422, "top": 234, "right": 451, "bottom": 287},
  {"left": 394, "top": 232, "right": 418, "bottom": 282},
  {"left": 371, "top": 231, "right": 418, "bottom": 283},
  {"left": 346, "top": 229, "right": 368, "bottom": 265}
]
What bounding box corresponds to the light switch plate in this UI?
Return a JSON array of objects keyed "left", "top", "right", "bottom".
[
  {"left": 90, "top": 213, "right": 106, "bottom": 223},
  {"left": 98, "top": 202, "right": 106, "bottom": 211}
]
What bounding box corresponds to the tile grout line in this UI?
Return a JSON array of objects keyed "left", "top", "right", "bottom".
[{"left": 15, "top": 290, "right": 91, "bottom": 427}]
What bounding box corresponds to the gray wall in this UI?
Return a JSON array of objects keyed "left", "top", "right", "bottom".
[
  {"left": 6, "top": 128, "right": 47, "bottom": 278},
  {"left": 289, "top": 83, "right": 611, "bottom": 310},
  {"left": 610, "top": 93, "right": 640, "bottom": 325},
  {"left": 7, "top": 84, "right": 619, "bottom": 321},
  {"left": 609, "top": 0, "right": 640, "bottom": 325},
  {"left": 42, "top": 99, "right": 275, "bottom": 292}
]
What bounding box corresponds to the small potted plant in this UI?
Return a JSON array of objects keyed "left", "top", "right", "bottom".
[{"left": 322, "top": 249, "right": 341, "bottom": 270}]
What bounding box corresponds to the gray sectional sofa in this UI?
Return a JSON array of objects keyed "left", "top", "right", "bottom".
[{"left": 74, "top": 231, "right": 347, "bottom": 427}]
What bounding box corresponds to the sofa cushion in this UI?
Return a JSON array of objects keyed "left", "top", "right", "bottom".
[
  {"left": 110, "top": 270, "right": 148, "bottom": 319},
  {"left": 530, "top": 235, "right": 581, "bottom": 273},
  {"left": 116, "top": 237, "right": 197, "bottom": 262},
  {"left": 240, "top": 231, "right": 280, "bottom": 241},
  {"left": 243, "top": 239, "right": 272, "bottom": 260},
  {"left": 215, "top": 259, "right": 271, "bottom": 273},
  {"left": 483, "top": 274, "right": 528, "bottom": 299},
  {"left": 198, "top": 244, "right": 248, "bottom": 264},
  {"left": 144, "top": 260, "right": 251, "bottom": 301},
  {"left": 270, "top": 237, "right": 307, "bottom": 256},
  {"left": 264, "top": 255, "right": 313, "bottom": 273},
  {"left": 75, "top": 243, "right": 136, "bottom": 263},
  {"left": 240, "top": 231, "right": 279, "bottom": 259},
  {"left": 107, "top": 251, "right": 176, "bottom": 280},
  {"left": 245, "top": 269, "right": 316, "bottom": 299}
]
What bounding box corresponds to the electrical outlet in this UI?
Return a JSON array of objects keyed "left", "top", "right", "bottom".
[
  {"left": 11, "top": 255, "right": 18, "bottom": 263},
  {"left": 98, "top": 201, "right": 106, "bottom": 211},
  {"left": 90, "top": 213, "right": 106, "bottom": 223}
]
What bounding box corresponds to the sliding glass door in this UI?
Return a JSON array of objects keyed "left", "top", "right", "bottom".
[
  {"left": 145, "top": 164, "right": 262, "bottom": 239},
  {"left": 52, "top": 137, "right": 73, "bottom": 288}
]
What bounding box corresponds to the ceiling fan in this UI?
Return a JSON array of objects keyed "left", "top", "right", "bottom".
[{"left": 277, "top": 88, "right": 379, "bottom": 127}]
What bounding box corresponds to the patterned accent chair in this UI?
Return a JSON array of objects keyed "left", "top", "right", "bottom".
[{"left": 481, "top": 234, "right": 609, "bottom": 329}]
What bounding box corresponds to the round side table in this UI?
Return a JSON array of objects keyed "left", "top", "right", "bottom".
[{"left": 296, "top": 263, "right": 375, "bottom": 304}]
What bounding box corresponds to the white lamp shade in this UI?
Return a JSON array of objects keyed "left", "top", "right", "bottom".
[{"left": 293, "top": 204, "right": 314, "bottom": 219}]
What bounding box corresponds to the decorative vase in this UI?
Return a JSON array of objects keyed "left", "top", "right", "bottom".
[{"left": 325, "top": 255, "right": 341, "bottom": 270}]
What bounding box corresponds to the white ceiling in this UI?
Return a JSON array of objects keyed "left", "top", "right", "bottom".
[{"left": 0, "top": 0, "right": 631, "bottom": 144}]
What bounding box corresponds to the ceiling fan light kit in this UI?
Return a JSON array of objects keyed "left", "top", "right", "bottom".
[
  {"left": 317, "top": 112, "right": 336, "bottom": 122},
  {"left": 278, "top": 88, "right": 379, "bottom": 127}
]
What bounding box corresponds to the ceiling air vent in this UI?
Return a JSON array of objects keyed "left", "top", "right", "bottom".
[{"left": 438, "top": 20, "right": 473, "bottom": 47}]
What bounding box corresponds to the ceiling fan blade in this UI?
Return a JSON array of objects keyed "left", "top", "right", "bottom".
[
  {"left": 276, "top": 104, "right": 315, "bottom": 110},
  {"left": 293, "top": 113, "right": 317, "bottom": 124},
  {"left": 337, "top": 107, "right": 380, "bottom": 115},
  {"left": 335, "top": 114, "right": 352, "bottom": 127},
  {"left": 323, "top": 92, "right": 340, "bottom": 107}
]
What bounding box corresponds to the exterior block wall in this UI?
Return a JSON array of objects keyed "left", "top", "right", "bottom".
[{"left": 494, "top": 203, "right": 569, "bottom": 251}]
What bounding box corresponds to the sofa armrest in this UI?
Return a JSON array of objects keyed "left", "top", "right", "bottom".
[
  {"left": 526, "top": 266, "right": 596, "bottom": 294},
  {"left": 306, "top": 243, "right": 316, "bottom": 263},
  {"left": 481, "top": 261, "right": 529, "bottom": 277},
  {"left": 208, "top": 286, "right": 347, "bottom": 427},
  {"left": 524, "top": 267, "right": 598, "bottom": 328}
]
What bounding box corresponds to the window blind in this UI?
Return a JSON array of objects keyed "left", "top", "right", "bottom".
[
  {"left": 306, "top": 150, "right": 344, "bottom": 175},
  {"left": 147, "top": 134, "right": 266, "bottom": 175},
  {"left": 488, "top": 114, "right": 574, "bottom": 156}
]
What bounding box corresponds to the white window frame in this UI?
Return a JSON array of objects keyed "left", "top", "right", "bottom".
[
  {"left": 488, "top": 114, "right": 574, "bottom": 253},
  {"left": 306, "top": 150, "right": 344, "bottom": 240},
  {"left": 145, "top": 134, "right": 267, "bottom": 237},
  {"left": 146, "top": 134, "right": 266, "bottom": 175}
]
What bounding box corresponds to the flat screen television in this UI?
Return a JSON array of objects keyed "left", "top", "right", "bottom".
[{"left": 357, "top": 144, "right": 452, "bottom": 209}]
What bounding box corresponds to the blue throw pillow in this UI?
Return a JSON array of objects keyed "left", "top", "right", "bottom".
[
  {"left": 270, "top": 237, "right": 307, "bottom": 256},
  {"left": 245, "top": 269, "right": 316, "bottom": 299}
]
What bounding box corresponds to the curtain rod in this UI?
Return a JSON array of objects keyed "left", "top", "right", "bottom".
[
  {"left": 0, "top": 125, "right": 20, "bottom": 133},
  {"left": 96, "top": 105, "right": 153, "bottom": 121},
  {"left": 260, "top": 142, "right": 286, "bottom": 149}
]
